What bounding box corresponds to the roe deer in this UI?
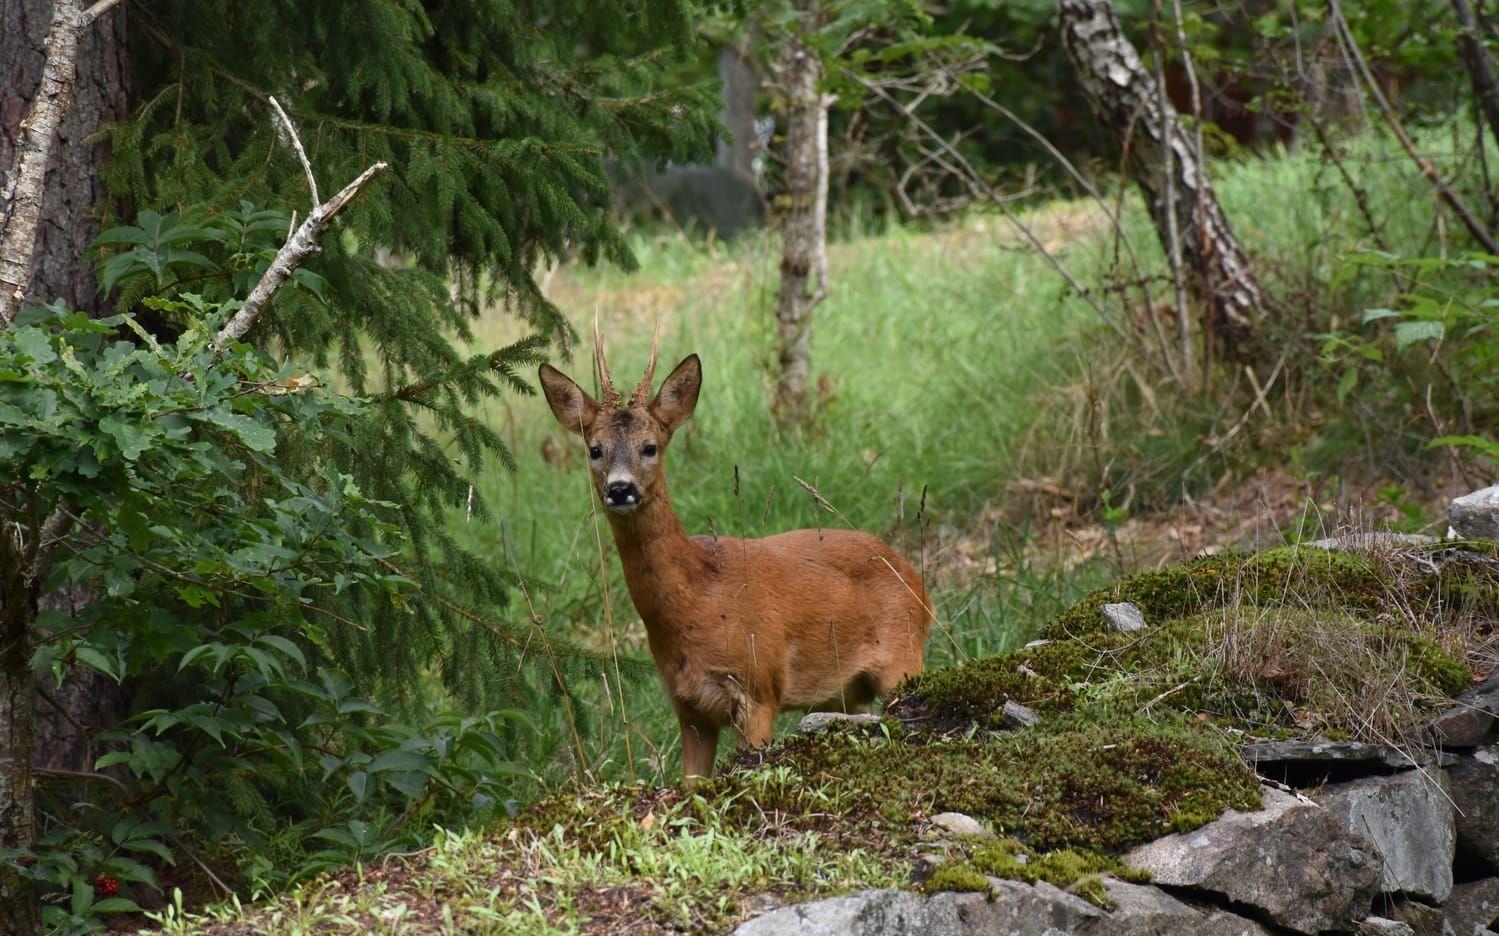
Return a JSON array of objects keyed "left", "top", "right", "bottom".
[{"left": 538, "top": 330, "right": 932, "bottom": 777}]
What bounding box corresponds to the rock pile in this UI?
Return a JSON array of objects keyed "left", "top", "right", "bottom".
[{"left": 737, "top": 670, "right": 1499, "bottom": 936}]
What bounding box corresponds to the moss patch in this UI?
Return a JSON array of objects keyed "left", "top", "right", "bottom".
[
  {"left": 924, "top": 837, "right": 1150, "bottom": 908},
  {"left": 892, "top": 544, "right": 1495, "bottom": 742}
]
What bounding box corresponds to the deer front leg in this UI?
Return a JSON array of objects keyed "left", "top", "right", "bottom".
[
  {"left": 739, "top": 704, "right": 776, "bottom": 749},
  {"left": 678, "top": 711, "right": 720, "bottom": 779}
]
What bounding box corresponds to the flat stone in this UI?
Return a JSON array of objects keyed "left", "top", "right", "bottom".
[
  {"left": 1101, "top": 601, "right": 1146, "bottom": 632},
  {"left": 1451, "top": 749, "right": 1499, "bottom": 871},
  {"left": 796, "top": 712, "right": 881, "bottom": 735},
  {"left": 1446, "top": 878, "right": 1499, "bottom": 936},
  {"left": 1316, "top": 770, "right": 1455, "bottom": 902},
  {"left": 1241, "top": 739, "right": 1456, "bottom": 770},
  {"left": 1103, "top": 879, "right": 1274, "bottom": 935},
  {"left": 1427, "top": 669, "right": 1499, "bottom": 748},
  {"left": 732, "top": 880, "right": 1104, "bottom": 936},
  {"left": 929, "top": 812, "right": 992, "bottom": 838},
  {"left": 1358, "top": 918, "right": 1417, "bottom": 936},
  {"left": 1123, "top": 787, "right": 1380, "bottom": 934},
  {"left": 998, "top": 700, "right": 1040, "bottom": 729},
  {"left": 1451, "top": 486, "right": 1499, "bottom": 540}
]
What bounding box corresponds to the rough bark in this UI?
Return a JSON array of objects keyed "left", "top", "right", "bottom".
[
  {"left": 1, "top": 0, "right": 127, "bottom": 323},
  {"left": 1057, "top": 0, "right": 1265, "bottom": 356},
  {"left": 716, "top": 40, "right": 760, "bottom": 182},
  {"left": 772, "top": 0, "right": 829, "bottom": 425},
  {"left": 1453, "top": 0, "right": 1499, "bottom": 148},
  {"left": 0, "top": 523, "right": 41, "bottom": 936}
]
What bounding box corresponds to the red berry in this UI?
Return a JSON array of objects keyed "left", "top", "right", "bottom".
[{"left": 93, "top": 875, "right": 119, "bottom": 897}]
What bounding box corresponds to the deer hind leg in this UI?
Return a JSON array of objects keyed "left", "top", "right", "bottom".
[{"left": 678, "top": 711, "right": 721, "bottom": 779}]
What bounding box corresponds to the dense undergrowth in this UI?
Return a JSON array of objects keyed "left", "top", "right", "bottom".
[
  {"left": 456, "top": 121, "right": 1499, "bottom": 793},
  {"left": 156, "top": 540, "right": 1498, "bottom": 933}
]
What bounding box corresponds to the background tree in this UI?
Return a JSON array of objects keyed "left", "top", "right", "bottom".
[{"left": 1057, "top": 0, "right": 1267, "bottom": 360}]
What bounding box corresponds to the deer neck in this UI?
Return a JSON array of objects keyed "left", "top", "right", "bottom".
[{"left": 606, "top": 484, "right": 704, "bottom": 628}]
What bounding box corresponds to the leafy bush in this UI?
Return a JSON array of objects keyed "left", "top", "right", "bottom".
[{"left": 0, "top": 299, "right": 532, "bottom": 932}]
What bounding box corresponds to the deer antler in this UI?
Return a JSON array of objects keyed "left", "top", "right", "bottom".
[
  {"left": 630, "top": 318, "right": 662, "bottom": 408},
  {"left": 593, "top": 310, "right": 621, "bottom": 409}
]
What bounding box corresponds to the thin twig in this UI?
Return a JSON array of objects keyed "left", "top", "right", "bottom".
[
  {"left": 1329, "top": 0, "right": 1499, "bottom": 254},
  {"left": 268, "top": 95, "right": 319, "bottom": 207}
]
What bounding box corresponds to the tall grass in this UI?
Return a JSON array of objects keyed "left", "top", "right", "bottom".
[{"left": 451, "top": 121, "right": 1489, "bottom": 783}]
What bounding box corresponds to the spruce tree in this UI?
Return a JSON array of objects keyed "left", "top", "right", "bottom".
[{"left": 7, "top": 0, "right": 719, "bottom": 714}]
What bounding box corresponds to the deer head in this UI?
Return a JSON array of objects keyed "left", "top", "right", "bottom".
[{"left": 538, "top": 326, "right": 701, "bottom": 515}]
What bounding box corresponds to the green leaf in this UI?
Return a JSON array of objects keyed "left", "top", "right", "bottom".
[
  {"left": 99, "top": 415, "right": 152, "bottom": 461},
  {"left": 198, "top": 409, "right": 277, "bottom": 452},
  {"left": 88, "top": 897, "right": 144, "bottom": 914},
  {"left": 367, "top": 749, "right": 433, "bottom": 773},
  {"left": 1361, "top": 307, "right": 1400, "bottom": 323},
  {"left": 1394, "top": 320, "right": 1444, "bottom": 349},
  {"left": 347, "top": 770, "right": 369, "bottom": 802},
  {"left": 14, "top": 326, "right": 57, "bottom": 365}
]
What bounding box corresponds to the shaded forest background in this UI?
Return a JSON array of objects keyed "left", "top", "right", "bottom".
[{"left": 2, "top": 0, "right": 1497, "bottom": 931}]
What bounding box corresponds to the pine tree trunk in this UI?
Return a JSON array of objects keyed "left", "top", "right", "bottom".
[
  {"left": 1057, "top": 0, "right": 1264, "bottom": 356},
  {"left": 773, "top": 0, "right": 828, "bottom": 425},
  {"left": 0, "top": 525, "right": 41, "bottom": 936},
  {"left": 1, "top": 0, "right": 129, "bottom": 319}
]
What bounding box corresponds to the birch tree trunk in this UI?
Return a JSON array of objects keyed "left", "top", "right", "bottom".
[
  {"left": 1057, "top": 0, "right": 1265, "bottom": 357},
  {"left": 1, "top": 0, "right": 127, "bottom": 322},
  {"left": 772, "top": 0, "right": 829, "bottom": 425}
]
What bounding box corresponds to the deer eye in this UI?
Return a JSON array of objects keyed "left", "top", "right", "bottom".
[
  {"left": 588, "top": 444, "right": 603, "bottom": 460},
  {"left": 642, "top": 443, "right": 658, "bottom": 457}
]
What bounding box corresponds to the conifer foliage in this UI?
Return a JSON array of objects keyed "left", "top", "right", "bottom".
[{"left": 99, "top": 0, "right": 720, "bottom": 701}]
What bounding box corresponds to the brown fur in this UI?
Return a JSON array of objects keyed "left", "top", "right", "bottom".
[{"left": 538, "top": 352, "right": 931, "bottom": 778}]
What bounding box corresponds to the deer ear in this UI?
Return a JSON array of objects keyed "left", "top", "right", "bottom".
[
  {"left": 538, "top": 364, "right": 600, "bottom": 436},
  {"left": 651, "top": 354, "right": 701, "bottom": 435}
]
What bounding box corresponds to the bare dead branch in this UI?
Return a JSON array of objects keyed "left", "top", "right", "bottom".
[
  {"left": 213, "top": 161, "right": 387, "bottom": 348},
  {"left": 268, "top": 95, "right": 320, "bottom": 207},
  {"left": 857, "top": 74, "right": 1134, "bottom": 344},
  {"left": 1328, "top": 0, "right": 1499, "bottom": 255}
]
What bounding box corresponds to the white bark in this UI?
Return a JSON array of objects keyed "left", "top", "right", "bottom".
[
  {"left": 214, "top": 160, "right": 387, "bottom": 348},
  {"left": 1058, "top": 0, "right": 1265, "bottom": 354}
]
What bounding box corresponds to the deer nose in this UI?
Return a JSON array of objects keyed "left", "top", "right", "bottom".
[{"left": 606, "top": 481, "right": 641, "bottom": 508}]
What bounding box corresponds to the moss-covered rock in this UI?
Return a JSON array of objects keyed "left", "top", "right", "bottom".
[{"left": 892, "top": 543, "right": 1496, "bottom": 744}]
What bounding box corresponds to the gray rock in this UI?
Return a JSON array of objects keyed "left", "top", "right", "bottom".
[
  {"left": 1123, "top": 787, "right": 1380, "bottom": 934},
  {"left": 1446, "top": 878, "right": 1499, "bottom": 936},
  {"left": 929, "top": 812, "right": 992, "bottom": 838},
  {"left": 1242, "top": 739, "right": 1456, "bottom": 770},
  {"left": 1452, "top": 749, "right": 1499, "bottom": 870},
  {"left": 1102, "top": 602, "right": 1146, "bottom": 633},
  {"left": 999, "top": 700, "right": 1040, "bottom": 729},
  {"left": 732, "top": 880, "right": 1105, "bottom": 936},
  {"left": 1103, "top": 879, "right": 1273, "bottom": 935},
  {"left": 1451, "top": 486, "right": 1499, "bottom": 540},
  {"left": 1385, "top": 898, "right": 1453, "bottom": 936},
  {"left": 1427, "top": 669, "right": 1499, "bottom": 748},
  {"left": 1358, "top": 919, "right": 1418, "bottom": 936},
  {"left": 1316, "top": 770, "right": 1455, "bottom": 902},
  {"left": 796, "top": 712, "right": 881, "bottom": 735}
]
